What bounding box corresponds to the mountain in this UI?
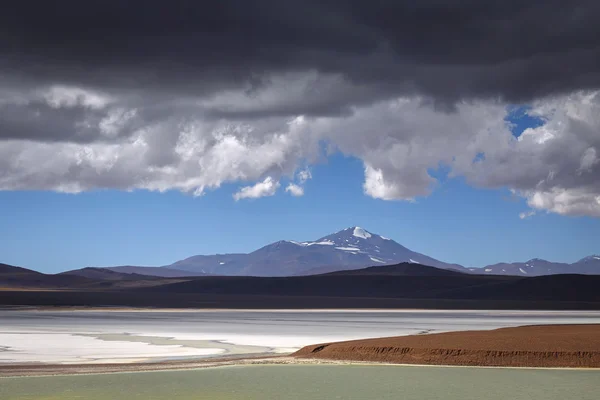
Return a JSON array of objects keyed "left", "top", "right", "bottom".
[
  {"left": 137, "top": 263, "right": 600, "bottom": 305},
  {"left": 160, "top": 227, "right": 467, "bottom": 277},
  {"left": 167, "top": 255, "right": 248, "bottom": 276},
  {"left": 0, "top": 263, "right": 43, "bottom": 279},
  {"left": 104, "top": 265, "right": 205, "bottom": 278},
  {"left": 59, "top": 267, "right": 157, "bottom": 281},
  {"left": 48, "top": 228, "right": 600, "bottom": 279},
  {"left": 474, "top": 259, "right": 570, "bottom": 276},
  {"left": 472, "top": 255, "right": 600, "bottom": 276},
  {"left": 2, "top": 262, "right": 600, "bottom": 309},
  {"left": 0, "top": 263, "right": 94, "bottom": 289},
  {"left": 2, "top": 263, "right": 192, "bottom": 290},
  {"left": 324, "top": 263, "right": 465, "bottom": 277},
  {"left": 1, "top": 262, "right": 49, "bottom": 288},
  {"left": 572, "top": 256, "right": 600, "bottom": 274}
]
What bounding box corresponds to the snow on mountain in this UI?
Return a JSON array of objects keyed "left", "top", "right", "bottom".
[
  {"left": 474, "top": 259, "right": 567, "bottom": 276},
  {"left": 570, "top": 255, "right": 600, "bottom": 274},
  {"left": 288, "top": 240, "right": 335, "bottom": 247},
  {"left": 474, "top": 255, "right": 600, "bottom": 276},
  {"left": 579, "top": 255, "right": 600, "bottom": 262},
  {"left": 352, "top": 227, "right": 371, "bottom": 239},
  {"left": 94, "top": 227, "right": 599, "bottom": 278},
  {"left": 163, "top": 226, "right": 466, "bottom": 277}
]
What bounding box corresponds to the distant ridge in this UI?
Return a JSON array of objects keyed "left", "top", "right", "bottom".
[
  {"left": 324, "top": 263, "right": 464, "bottom": 277},
  {"left": 133, "top": 262, "right": 600, "bottom": 304},
  {"left": 0, "top": 263, "right": 92, "bottom": 289},
  {"left": 8, "top": 228, "right": 600, "bottom": 278},
  {"left": 1, "top": 261, "right": 600, "bottom": 309},
  {"left": 104, "top": 265, "right": 205, "bottom": 278},
  {"left": 471, "top": 255, "right": 600, "bottom": 276},
  {"left": 0, "top": 263, "right": 42, "bottom": 276},
  {"left": 59, "top": 267, "right": 156, "bottom": 281}
]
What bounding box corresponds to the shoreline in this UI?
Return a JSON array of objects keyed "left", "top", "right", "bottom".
[
  {"left": 0, "top": 355, "right": 287, "bottom": 378},
  {"left": 3, "top": 324, "right": 600, "bottom": 377},
  {"left": 4, "top": 305, "right": 600, "bottom": 314},
  {"left": 2, "top": 354, "right": 599, "bottom": 379}
]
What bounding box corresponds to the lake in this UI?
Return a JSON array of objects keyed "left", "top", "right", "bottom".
[
  {"left": 1, "top": 364, "right": 597, "bottom": 400},
  {"left": 2, "top": 309, "right": 600, "bottom": 364}
]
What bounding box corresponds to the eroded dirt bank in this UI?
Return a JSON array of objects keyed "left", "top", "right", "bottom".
[{"left": 294, "top": 325, "right": 600, "bottom": 368}]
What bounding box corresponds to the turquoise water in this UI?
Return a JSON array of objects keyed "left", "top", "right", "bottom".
[{"left": 1, "top": 365, "right": 597, "bottom": 400}]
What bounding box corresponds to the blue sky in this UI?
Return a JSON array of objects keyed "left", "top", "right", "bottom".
[{"left": 1, "top": 145, "right": 598, "bottom": 273}]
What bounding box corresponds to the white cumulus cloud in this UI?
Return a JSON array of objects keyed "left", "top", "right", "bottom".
[
  {"left": 233, "top": 176, "right": 280, "bottom": 201},
  {"left": 285, "top": 183, "right": 304, "bottom": 197},
  {"left": 1, "top": 72, "right": 600, "bottom": 218},
  {"left": 363, "top": 164, "right": 415, "bottom": 201}
]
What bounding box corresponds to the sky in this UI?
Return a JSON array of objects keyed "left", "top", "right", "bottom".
[{"left": 1, "top": 1, "right": 599, "bottom": 273}]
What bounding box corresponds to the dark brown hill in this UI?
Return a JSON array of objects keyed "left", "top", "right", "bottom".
[
  {"left": 438, "top": 273, "right": 600, "bottom": 302},
  {"left": 59, "top": 267, "right": 156, "bottom": 281},
  {"left": 106, "top": 265, "right": 205, "bottom": 277},
  {"left": 0, "top": 263, "right": 92, "bottom": 289},
  {"left": 324, "top": 263, "right": 464, "bottom": 276},
  {"left": 1, "top": 262, "right": 600, "bottom": 309},
  {"left": 0, "top": 263, "right": 42, "bottom": 276},
  {"left": 135, "top": 263, "right": 600, "bottom": 304}
]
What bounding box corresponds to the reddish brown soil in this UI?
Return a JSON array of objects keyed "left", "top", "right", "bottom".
[{"left": 294, "top": 324, "right": 600, "bottom": 368}]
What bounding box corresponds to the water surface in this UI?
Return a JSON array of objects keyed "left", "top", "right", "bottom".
[{"left": 1, "top": 364, "right": 597, "bottom": 400}]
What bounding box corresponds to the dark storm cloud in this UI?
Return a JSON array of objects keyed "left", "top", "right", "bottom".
[{"left": 1, "top": 0, "right": 599, "bottom": 104}]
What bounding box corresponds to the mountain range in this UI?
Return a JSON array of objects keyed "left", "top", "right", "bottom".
[
  {"left": 3, "top": 226, "right": 599, "bottom": 310},
  {"left": 61, "top": 226, "right": 598, "bottom": 278},
  {"left": 3, "top": 261, "right": 600, "bottom": 310},
  {"left": 473, "top": 256, "right": 600, "bottom": 276},
  {"left": 102, "top": 227, "right": 466, "bottom": 277}
]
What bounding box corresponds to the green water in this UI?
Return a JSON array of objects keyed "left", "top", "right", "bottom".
[{"left": 0, "top": 365, "right": 597, "bottom": 400}]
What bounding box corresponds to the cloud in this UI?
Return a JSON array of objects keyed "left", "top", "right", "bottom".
[
  {"left": 524, "top": 188, "right": 600, "bottom": 217},
  {"left": 519, "top": 210, "right": 536, "bottom": 220},
  {"left": 233, "top": 176, "right": 280, "bottom": 201},
  {"left": 0, "top": 104, "right": 317, "bottom": 194},
  {"left": 462, "top": 91, "right": 600, "bottom": 217},
  {"left": 579, "top": 147, "right": 598, "bottom": 172},
  {"left": 2, "top": 89, "right": 600, "bottom": 217},
  {"left": 285, "top": 183, "right": 304, "bottom": 197},
  {"left": 2, "top": 87, "right": 600, "bottom": 217},
  {"left": 2, "top": 1, "right": 600, "bottom": 110},
  {"left": 1, "top": 2, "right": 600, "bottom": 217},
  {"left": 284, "top": 168, "right": 312, "bottom": 196},
  {"left": 314, "top": 97, "right": 510, "bottom": 200},
  {"left": 297, "top": 168, "right": 312, "bottom": 184},
  {"left": 363, "top": 164, "right": 416, "bottom": 201}
]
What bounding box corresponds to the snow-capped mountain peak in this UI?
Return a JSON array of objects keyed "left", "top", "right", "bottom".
[
  {"left": 305, "top": 227, "right": 460, "bottom": 271},
  {"left": 579, "top": 255, "right": 600, "bottom": 263},
  {"left": 162, "top": 226, "right": 467, "bottom": 276},
  {"left": 319, "top": 226, "right": 380, "bottom": 241},
  {"left": 352, "top": 226, "right": 371, "bottom": 239}
]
